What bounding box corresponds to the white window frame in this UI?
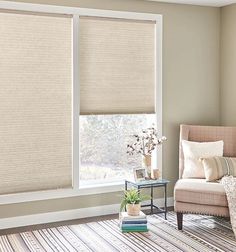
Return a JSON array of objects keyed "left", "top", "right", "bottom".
[{"left": 0, "top": 0, "right": 162, "bottom": 204}]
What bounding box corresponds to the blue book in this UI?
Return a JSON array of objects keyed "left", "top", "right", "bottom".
[
  {"left": 121, "top": 224, "right": 147, "bottom": 229},
  {"left": 121, "top": 226, "right": 148, "bottom": 232},
  {"left": 122, "top": 220, "right": 147, "bottom": 225}
]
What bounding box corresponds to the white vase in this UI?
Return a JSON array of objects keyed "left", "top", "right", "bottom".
[{"left": 142, "top": 155, "right": 152, "bottom": 179}]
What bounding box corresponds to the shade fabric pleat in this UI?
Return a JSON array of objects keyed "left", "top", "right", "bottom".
[
  {"left": 0, "top": 10, "right": 72, "bottom": 194},
  {"left": 79, "top": 16, "right": 156, "bottom": 115}
]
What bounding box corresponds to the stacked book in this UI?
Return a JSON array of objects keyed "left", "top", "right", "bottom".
[{"left": 119, "top": 211, "right": 148, "bottom": 233}]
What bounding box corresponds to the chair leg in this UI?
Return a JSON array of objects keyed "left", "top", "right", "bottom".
[{"left": 177, "top": 212, "right": 183, "bottom": 230}]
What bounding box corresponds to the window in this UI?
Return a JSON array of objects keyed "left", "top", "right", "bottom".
[
  {"left": 0, "top": 10, "right": 72, "bottom": 195},
  {"left": 0, "top": 1, "right": 162, "bottom": 200},
  {"left": 79, "top": 16, "right": 159, "bottom": 186},
  {"left": 80, "top": 114, "right": 156, "bottom": 186}
]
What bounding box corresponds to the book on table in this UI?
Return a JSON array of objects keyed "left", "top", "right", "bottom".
[
  {"left": 121, "top": 228, "right": 148, "bottom": 233},
  {"left": 122, "top": 220, "right": 147, "bottom": 225},
  {"left": 120, "top": 211, "right": 146, "bottom": 220},
  {"left": 119, "top": 211, "right": 148, "bottom": 232}
]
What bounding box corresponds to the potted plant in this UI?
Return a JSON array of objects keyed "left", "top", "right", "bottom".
[{"left": 120, "top": 188, "right": 150, "bottom": 216}]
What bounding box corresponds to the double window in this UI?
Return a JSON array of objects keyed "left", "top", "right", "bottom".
[{"left": 0, "top": 3, "right": 162, "bottom": 196}]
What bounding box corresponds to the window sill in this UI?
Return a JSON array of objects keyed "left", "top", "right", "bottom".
[
  {"left": 0, "top": 181, "right": 125, "bottom": 205},
  {"left": 79, "top": 181, "right": 124, "bottom": 195}
]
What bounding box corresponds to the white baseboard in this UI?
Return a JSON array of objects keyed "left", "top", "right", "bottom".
[{"left": 0, "top": 197, "right": 173, "bottom": 230}]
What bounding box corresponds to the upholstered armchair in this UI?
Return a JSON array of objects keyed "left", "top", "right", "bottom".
[{"left": 174, "top": 125, "right": 236, "bottom": 230}]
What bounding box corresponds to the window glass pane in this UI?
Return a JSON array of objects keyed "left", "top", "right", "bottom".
[{"left": 79, "top": 114, "right": 156, "bottom": 186}]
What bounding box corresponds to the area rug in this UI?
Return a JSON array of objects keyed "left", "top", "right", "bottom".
[{"left": 0, "top": 212, "right": 236, "bottom": 252}]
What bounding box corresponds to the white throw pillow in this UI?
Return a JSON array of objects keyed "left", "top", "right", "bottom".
[{"left": 182, "top": 140, "right": 224, "bottom": 178}]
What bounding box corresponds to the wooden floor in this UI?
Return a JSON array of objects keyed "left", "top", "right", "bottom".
[{"left": 0, "top": 207, "right": 174, "bottom": 236}]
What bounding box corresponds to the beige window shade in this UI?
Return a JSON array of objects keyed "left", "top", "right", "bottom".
[
  {"left": 79, "top": 16, "right": 156, "bottom": 115},
  {"left": 0, "top": 11, "right": 72, "bottom": 194}
]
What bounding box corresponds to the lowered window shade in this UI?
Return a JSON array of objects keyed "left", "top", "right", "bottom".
[
  {"left": 0, "top": 11, "right": 72, "bottom": 194},
  {"left": 79, "top": 16, "right": 156, "bottom": 115}
]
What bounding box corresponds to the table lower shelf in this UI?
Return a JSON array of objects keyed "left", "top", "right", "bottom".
[{"left": 141, "top": 204, "right": 167, "bottom": 219}]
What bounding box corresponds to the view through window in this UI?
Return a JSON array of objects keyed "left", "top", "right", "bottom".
[{"left": 80, "top": 114, "right": 156, "bottom": 186}]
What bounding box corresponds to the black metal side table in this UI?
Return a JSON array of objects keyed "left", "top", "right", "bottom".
[{"left": 125, "top": 179, "right": 170, "bottom": 219}]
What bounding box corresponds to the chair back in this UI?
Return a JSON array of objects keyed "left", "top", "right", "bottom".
[{"left": 179, "top": 124, "right": 236, "bottom": 178}]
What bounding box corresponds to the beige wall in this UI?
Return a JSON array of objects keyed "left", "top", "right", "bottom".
[
  {"left": 220, "top": 4, "right": 236, "bottom": 126},
  {"left": 0, "top": 0, "right": 221, "bottom": 218}
]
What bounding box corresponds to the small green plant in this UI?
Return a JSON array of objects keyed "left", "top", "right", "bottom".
[{"left": 120, "top": 188, "right": 151, "bottom": 212}]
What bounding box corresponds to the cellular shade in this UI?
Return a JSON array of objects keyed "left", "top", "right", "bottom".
[
  {"left": 79, "top": 16, "right": 156, "bottom": 115},
  {"left": 0, "top": 10, "right": 72, "bottom": 194}
]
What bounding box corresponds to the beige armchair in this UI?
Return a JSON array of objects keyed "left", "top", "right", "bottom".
[{"left": 174, "top": 125, "right": 236, "bottom": 230}]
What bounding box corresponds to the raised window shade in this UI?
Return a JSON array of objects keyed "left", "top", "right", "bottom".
[
  {"left": 79, "top": 16, "right": 156, "bottom": 115},
  {"left": 0, "top": 11, "right": 72, "bottom": 194}
]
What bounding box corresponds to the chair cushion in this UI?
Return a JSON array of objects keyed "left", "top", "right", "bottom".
[
  {"left": 174, "top": 201, "right": 229, "bottom": 217},
  {"left": 174, "top": 179, "right": 228, "bottom": 207}
]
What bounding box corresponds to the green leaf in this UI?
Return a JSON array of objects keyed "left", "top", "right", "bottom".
[{"left": 119, "top": 188, "right": 151, "bottom": 212}]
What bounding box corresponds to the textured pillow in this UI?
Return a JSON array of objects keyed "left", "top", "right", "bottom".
[
  {"left": 182, "top": 140, "right": 224, "bottom": 178},
  {"left": 221, "top": 176, "right": 236, "bottom": 238},
  {"left": 201, "top": 156, "right": 236, "bottom": 181}
]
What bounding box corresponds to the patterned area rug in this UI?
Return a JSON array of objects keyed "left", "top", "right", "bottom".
[{"left": 0, "top": 212, "right": 236, "bottom": 252}]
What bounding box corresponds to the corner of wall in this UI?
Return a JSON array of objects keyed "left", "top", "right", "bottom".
[{"left": 219, "top": 4, "right": 236, "bottom": 126}]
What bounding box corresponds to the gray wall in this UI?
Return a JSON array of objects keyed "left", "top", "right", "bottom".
[
  {"left": 0, "top": 0, "right": 221, "bottom": 218},
  {"left": 221, "top": 4, "right": 236, "bottom": 126}
]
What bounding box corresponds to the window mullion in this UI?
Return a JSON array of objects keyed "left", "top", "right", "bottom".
[{"left": 155, "top": 17, "right": 163, "bottom": 176}]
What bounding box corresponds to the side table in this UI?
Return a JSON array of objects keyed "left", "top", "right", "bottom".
[{"left": 125, "top": 179, "right": 170, "bottom": 219}]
